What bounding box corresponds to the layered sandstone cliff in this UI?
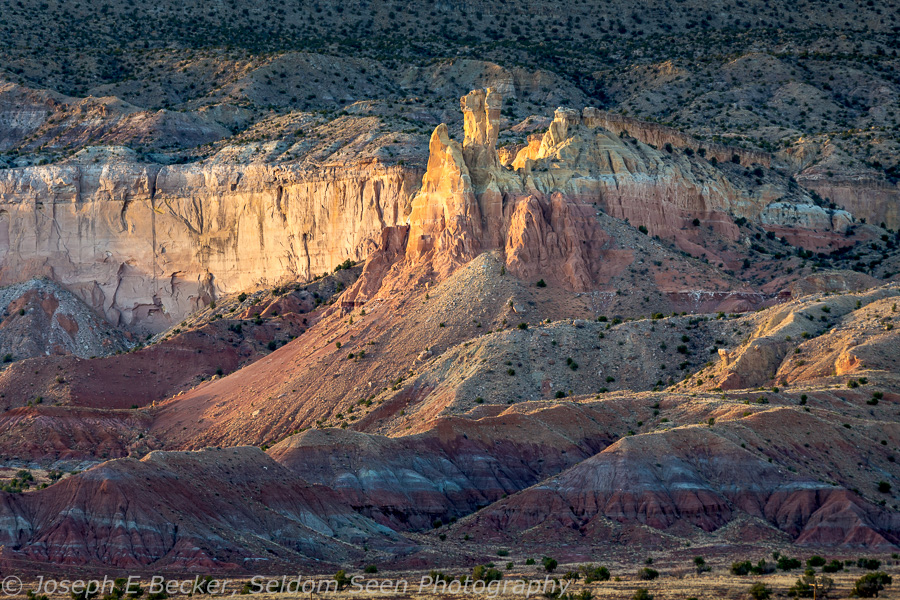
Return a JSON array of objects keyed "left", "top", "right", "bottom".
[
  {"left": 797, "top": 172, "right": 900, "bottom": 231},
  {"left": 578, "top": 109, "right": 772, "bottom": 168},
  {"left": 0, "top": 155, "right": 417, "bottom": 332},
  {"left": 400, "top": 89, "right": 853, "bottom": 292},
  {"left": 0, "top": 88, "right": 865, "bottom": 332}
]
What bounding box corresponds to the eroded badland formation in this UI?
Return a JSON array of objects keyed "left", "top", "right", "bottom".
[{"left": 1, "top": 0, "right": 900, "bottom": 595}]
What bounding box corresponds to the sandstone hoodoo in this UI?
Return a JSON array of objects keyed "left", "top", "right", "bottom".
[
  {"left": 404, "top": 88, "right": 859, "bottom": 293},
  {"left": 1, "top": 0, "right": 899, "bottom": 585},
  {"left": 1, "top": 87, "right": 898, "bottom": 574}
]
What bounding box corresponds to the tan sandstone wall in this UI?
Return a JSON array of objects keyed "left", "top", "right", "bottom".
[{"left": 0, "top": 160, "right": 419, "bottom": 332}]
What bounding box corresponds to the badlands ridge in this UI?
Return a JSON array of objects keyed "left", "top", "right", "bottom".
[{"left": 0, "top": 90, "right": 897, "bottom": 572}]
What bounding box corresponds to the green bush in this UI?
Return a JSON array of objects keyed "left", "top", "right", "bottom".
[
  {"left": 542, "top": 557, "right": 558, "bottom": 573},
  {"left": 364, "top": 565, "right": 378, "bottom": 574},
  {"left": 632, "top": 589, "right": 653, "bottom": 600},
  {"left": 777, "top": 556, "right": 802, "bottom": 571},
  {"left": 857, "top": 558, "right": 882, "bottom": 570},
  {"left": 793, "top": 574, "right": 833, "bottom": 598},
  {"left": 637, "top": 567, "right": 659, "bottom": 580},
  {"left": 581, "top": 565, "right": 610, "bottom": 583},
  {"left": 731, "top": 561, "right": 753, "bottom": 576},
  {"left": 852, "top": 572, "right": 892, "bottom": 597},
  {"left": 748, "top": 582, "right": 771, "bottom": 600},
  {"left": 693, "top": 556, "right": 710, "bottom": 574},
  {"left": 472, "top": 565, "right": 502, "bottom": 582},
  {"left": 751, "top": 560, "right": 774, "bottom": 575},
  {"left": 428, "top": 571, "right": 450, "bottom": 583},
  {"left": 822, "top": 559, "right": 844, "bottom": 573},
  {"left": 806, "top": 555, "right": 826, "bottom": 568},
  {"left": 333, "top": 571, "right": 350, "bottom": 591}
]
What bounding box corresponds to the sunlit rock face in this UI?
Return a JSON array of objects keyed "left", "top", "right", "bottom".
[{"left": 0, "top": 159, "right": 418, "bottom": 332}]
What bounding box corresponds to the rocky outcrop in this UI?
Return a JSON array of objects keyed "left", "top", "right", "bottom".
[
  {"left": 797, "top": 172, "right": 900, "bottom": 230},
  {"left": 401, "top": 89, "right": 852, "bottom": 291},
  {"left": 579, "top": 108, "right": 772, "bottom": 168},
  {"left": 0, "top": 88, "right": 867, "bottom": 331},
  {"left": 0, "top": 157, "right": 418, "bottom": 332},
  {"left": 788, "top": 270, "right": 880, "bottom": 299},
  {"left": 0, "top": 81, "right": 232, "bottom": 155},
  {"left": 269, "top": 405, "right": 613, "bottom": 531},
  {"left": 454, "top": 427, "right": 900, "bottom": 548},
  {"left": 0, "top": 405, "right": 154, "bottom": 462},
  {"left": 0, "top": 446, "right": 407, "bottom": 570},
  {"left": 702, "top": 285, "right": 900, "bottom": 390},
  {"left": 0, "top": 270, "right": 356, "bottom": 417},
  {"left": 0, "top": 278, "right": 130, "bottom": 359}
]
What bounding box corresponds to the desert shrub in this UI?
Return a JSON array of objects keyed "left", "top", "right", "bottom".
[
  {"left": 778, "top": 556, "right": 802, "bottom": 571},
  {"left": 632, "top": 589, "right": 652, "bottom": 600},
  {"left": 637, "top": 567, "right": 658, "bottom": 580},
  {"left": 857, "top": 558, "right": 882, "bottom": 570},
  {"left": 581, "top": 565, "right": 610, "bottom": 583},
  {"left": 751, "top": 560, "right": 774, "bottom": 575},
  {"left": 536, "top": 279, "right": 547, "bottom": 287},
  {"left": 542, "top": 557, "right": 558, "bottom": 573},
  {"left": 693, "top": 556, "right": 710, "bottom": 574},
  {"left": 364, "top": 565, "right": 378, "bottom": 574},
  {"left": 333, "top": 571, "right": 350, "bottom": 590},
  {"left": 472, "top": 565, "right": 502, "bottom": 582},
  {"left": 822, "top": 560, "right": 843, "bottom": 573},
  {"left": 748, "top": 582, "right": 771, "bottom": 600},
  {"left": 787, "top": 574, "right": 818, "bottom": 598},
  {"left": 806, "top": 555, "right": 826, "bottom": 568},
  {"left": 428, "top": 571, "right": 450, "bottom": 583},
  {"left": 877, "top": 481, "right": 891, "bottom": 493},
  {"left": 852, "top": 572, "right": 892, "bottom": 597},
  {"left": 731, "top": 561, "right": 753, "bottom": 576}
]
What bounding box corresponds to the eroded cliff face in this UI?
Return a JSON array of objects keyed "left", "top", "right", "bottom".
[
  {"left": 797, "top": 172, "right": 900, "bottom": 231},
  {"left": 0, "top": 88, "right": 870, "bottom": 331},
  {"left": 401, "top": 88, "right": 854, "bottom": 292},
  {"left": 577, "top": 108, "right": 772, "bottom": 168},
  {"left": 0, "top": 156, "right": 418, "bottom": 332}
]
